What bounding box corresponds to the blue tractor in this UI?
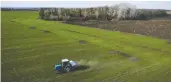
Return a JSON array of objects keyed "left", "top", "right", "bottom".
[{"left": 55, "top": 59, "right": 79, "bottom": 73}]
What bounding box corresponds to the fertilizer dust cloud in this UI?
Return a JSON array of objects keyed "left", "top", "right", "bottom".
[{"left": 77, "top": 59, "right": 99, "bottom": 66}]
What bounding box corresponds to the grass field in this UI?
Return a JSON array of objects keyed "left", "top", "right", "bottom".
[{"left": 1, "top": 11, "right": 171, "bottom": 82}]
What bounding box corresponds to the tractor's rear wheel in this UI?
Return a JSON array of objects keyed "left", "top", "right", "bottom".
[{"left": 65, "top": 67, "right": 71, "bottom": 72}]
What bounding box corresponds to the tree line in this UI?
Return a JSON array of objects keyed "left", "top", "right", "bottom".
[
  {"left": 39, "top": 3, "right": 168, "bottom": 21},
  {"left": 1, "top": 8, "right": 39, "bottom": 11}
]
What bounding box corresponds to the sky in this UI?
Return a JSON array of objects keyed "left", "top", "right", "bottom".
[{"left": 1, "top": 1, "right": 171, "bottom": 10}]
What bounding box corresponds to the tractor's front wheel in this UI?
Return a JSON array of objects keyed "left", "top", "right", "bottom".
[{"left": 55, "top": 70, "right": 60, "bottom": 74}]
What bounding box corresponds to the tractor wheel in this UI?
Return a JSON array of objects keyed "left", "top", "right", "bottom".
[
  {"left": 65, "top": 67, "right": 71, "bottom": 72},
  {"left": 55, "top": 70, "right": 60, "bottom": 74}
]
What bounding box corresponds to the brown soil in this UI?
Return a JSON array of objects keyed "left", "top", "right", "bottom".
[{"left": 63, "top": 17, "right": 171, "bottom": 39}]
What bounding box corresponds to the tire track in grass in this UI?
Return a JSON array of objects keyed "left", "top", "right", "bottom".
[
  {"left": 102, "top": 62, "right": 160, "bottom": 81},
  {"left": 130, "top": 60, "right": 171, "bottom": 81},
  {"left": 103, "top": 57, "right": 171, "bottom": 81},
  {"left": 18, "top": 64, "right": 44, "bottom": 74},
  {"left": 2, "top": 49, "right": 60, "bottom": 64},
  {"left": 141, "top": 69, "right": 171, "bottom": 82},
  {"left": 2, "top": 38, "right": 57, "bottom": 47},
  {"left": 125, "top": 66, "right": 171, "bottom": 82},
  {"left": 2, "top": 41, "right": 71, "bottom": 51},
  {"left": 7, "top": 65, "right": 42, "bottom": 78},
  {"left": 2, "top": 42, "right": 74, "bottom": 56},
  {"left": 2, "top": 48, "right": 66, "bottom": 64},
  {"left": 7, "top": 65, "right": 49, "bottom": 82},
  {"left": 141, "top": 62, "right": 171, "bottom": 82},
  {"left": 2, "top": 52, "right": 57, "bottom": 74},
  {"left": 120, "top": 63, "right": 162, "bottom": 82},
  {"left": 101, "top": 62, "right": 161, "bottom": 82},
  {"left": 115, "top": 63, "right": 160, "bottom": 80}
]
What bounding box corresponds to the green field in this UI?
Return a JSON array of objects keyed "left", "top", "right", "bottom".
[{"left": 1, "top": 11, "right": 171, "bottom": 82}]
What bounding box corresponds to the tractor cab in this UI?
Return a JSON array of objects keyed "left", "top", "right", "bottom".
[{"left": 61, "top": 59, "right": 70, "bottom": 67}]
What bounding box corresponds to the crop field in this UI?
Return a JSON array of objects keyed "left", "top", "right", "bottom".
[{"left": 1, "top": 11, "right": 171, "bottom": 82}]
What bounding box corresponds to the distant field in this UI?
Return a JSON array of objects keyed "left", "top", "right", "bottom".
[{"left": 1, "top": 11, "right": 171, "bottom": 82}]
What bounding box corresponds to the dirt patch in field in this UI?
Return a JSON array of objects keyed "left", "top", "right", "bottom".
[
  {"left": 29, "top": 26, "right": 36, "bottom": 29},
  {"left": 63, "top": 18, "right": 171, "bottom": 39},
  {"left": 11, "top": 20, "right": 15, "bottom": 22},
  {"left": 109, "top": 50, "right": 138, "bottom": 62},
  {"left": 129, "top": 57, "right": 138, "bottom": 62},
  {"left": 41, "top": 30, "right": 51, "bottom": 33},
  {"left": 78, "top": 40, "right": 87, "bottom": 44},
  {"left": 109, "top": 50, "right": 131, "bottom": 58}
]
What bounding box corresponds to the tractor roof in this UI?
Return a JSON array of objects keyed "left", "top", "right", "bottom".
[{"left": 61, "top": 59, "right": 69, "bottom": 62}]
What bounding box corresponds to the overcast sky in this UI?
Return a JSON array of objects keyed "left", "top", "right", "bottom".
[{"left": 1, "top": 1, "right": 171, "bottom": 10}]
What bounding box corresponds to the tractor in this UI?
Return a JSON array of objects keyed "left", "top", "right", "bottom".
[{"left": 55, "top": 59, "right": 79, "bottom": 73}]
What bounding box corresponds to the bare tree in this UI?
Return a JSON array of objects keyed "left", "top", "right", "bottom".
[
  {"left": 95, "top": 9, "right": 99, "bottom": 20},
  {"left": 117, "top": 3, "right": 137, "bottom": 20}
]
